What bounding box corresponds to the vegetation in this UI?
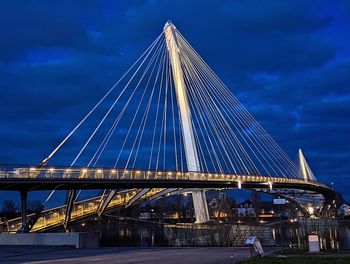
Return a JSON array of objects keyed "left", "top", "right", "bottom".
[
  {"left": 238, "top": 256, "right": 350, "bottom": 264},
  {"left": 1, "top": 200, "right": 17, "bottom": 213},
  {"left": 334, "top": 192, "right": 347, "bottom": 207}
]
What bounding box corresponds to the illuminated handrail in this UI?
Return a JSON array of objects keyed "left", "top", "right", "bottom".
[
  {"left": 0, "top": 165, "right": 330, "bottom": 192},
  {"left": 0, "top": 166, "right": 322, "bottom": 184},
  {"left": 1, "top": 188, "right": 163, "bottom": 233}
]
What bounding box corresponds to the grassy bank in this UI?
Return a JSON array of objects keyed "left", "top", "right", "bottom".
[{"left": 239, "top": 256, "right": 350, "bottom": 264}]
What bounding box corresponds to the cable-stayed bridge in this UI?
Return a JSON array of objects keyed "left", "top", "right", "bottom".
[{"left": 0, "top": 22, "right": 334, "bottom": 233}]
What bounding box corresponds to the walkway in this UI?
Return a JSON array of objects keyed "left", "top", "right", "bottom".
[{"left": 0, "top": 246, "right": 276, "bottom": 264}]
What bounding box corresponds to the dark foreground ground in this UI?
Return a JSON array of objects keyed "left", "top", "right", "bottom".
[
  {"left": 240, "top": 256, "right": 350, "bottom": 264},
  {"left": 239, "top": 248, "right": 350, "bottom": 264},
  {"left": 0, "top": 246, "right": 276, "bottom": 264}
]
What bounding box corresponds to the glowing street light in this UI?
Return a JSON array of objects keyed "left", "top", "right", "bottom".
[
  {"left": 268, "top": 182, "right": 273, "bottom": 191},
  {"left": 308, "top": 206, "right": 314, "bottom": 215}
]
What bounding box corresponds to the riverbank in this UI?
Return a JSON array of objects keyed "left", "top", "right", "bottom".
[{"left": 238, "top": 251, "right": 350, "bottom": 264}]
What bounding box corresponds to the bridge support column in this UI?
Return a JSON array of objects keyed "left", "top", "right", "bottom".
[
  {"left": 64, "top": 189, "right": 76, "bottom": 231},
  {"left": 20, "top": 190, "right": 28, "bottom": 233},
  {"left": 97, "top": 189, "right": 117, "bottom": 217}
]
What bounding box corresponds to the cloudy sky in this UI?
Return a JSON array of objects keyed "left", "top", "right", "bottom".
[{"left": 0, "top": 1, "right": 349, "bottom": 202}]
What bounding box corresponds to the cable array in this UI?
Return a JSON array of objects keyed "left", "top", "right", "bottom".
[{"left": 43, "top": 26, "right": 303, "bottom": 181}]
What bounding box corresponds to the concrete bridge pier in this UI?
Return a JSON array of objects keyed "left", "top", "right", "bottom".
[{"left": 20, "top": 190, "right": 27, "bottom": 233}]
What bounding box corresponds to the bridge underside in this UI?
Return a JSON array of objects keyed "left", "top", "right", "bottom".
[
  {"left": 0, "top": 182, "right": 334, "bottom": 233},
  {"left": 0, "top": 176, "right": 334, "bottom": 211}
]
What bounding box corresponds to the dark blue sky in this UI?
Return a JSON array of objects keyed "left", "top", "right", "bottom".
[{"left": 0, "top": 1, "right": 349, "bottom": 203}]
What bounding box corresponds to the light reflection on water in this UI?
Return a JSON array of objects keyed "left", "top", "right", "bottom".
[{"left": 274, "top": 219, "right": 350, "bottom": 250}]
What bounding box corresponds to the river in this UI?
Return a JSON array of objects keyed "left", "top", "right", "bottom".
[{"left": 70, "top": 216, "right": 350, "bottom": 250}]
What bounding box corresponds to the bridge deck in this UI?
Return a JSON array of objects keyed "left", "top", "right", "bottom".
[{"left": 0, "top": 167, "right": 330, "bottom": 194}]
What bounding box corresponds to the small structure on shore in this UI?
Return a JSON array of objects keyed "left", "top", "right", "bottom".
[{"left": 236, "top": 200, "right": 256, "bottom": 218}]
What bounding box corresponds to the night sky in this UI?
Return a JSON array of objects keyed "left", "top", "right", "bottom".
[{"left": 0, "top": 1, "right": 349, "bottom": 204}]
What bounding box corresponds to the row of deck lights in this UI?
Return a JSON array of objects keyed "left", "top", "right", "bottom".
[
  {"left": 26, "top": 168, "right": 302, "bottom": 181},
  {"left": 24, "top": 167, "right": 301, "bottom": 189}
]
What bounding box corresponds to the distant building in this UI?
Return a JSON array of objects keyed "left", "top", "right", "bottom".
[
  {"left": 184, "top": 209, "right": 194, "bottom": 219},
  {"left": 338, "top": 204, "right": 350, "bottom": 217},
  {"left": 163, "top": 212, "right": 180, "bottom": 220},
  {"left": 139, "top": 208, "right": 158, "bottom": 220},
  {"left": 212, "top": 210, "right": 228, "bottom": 218},
  {"left": 258, "top": 208, "right": 274, "bottom": 219},
  {"left": 209, "top": 198, "right": 218, "bottom": 209},
  {"left": 139, "top": 212, "right": 151, "bottom": 220},
  {"left": 236, "top": 200, "right": 256, "bottom": 217},
  {"left": 139, "top": 208, "right": 194, "bottom": 221}
]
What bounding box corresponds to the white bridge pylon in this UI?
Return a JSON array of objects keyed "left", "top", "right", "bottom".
[
  {"left": 299, "top": 148, "right": 317, "bottom": 182},
  {"left": 164, "top": 21, "right": 209, "bottom": 223}
]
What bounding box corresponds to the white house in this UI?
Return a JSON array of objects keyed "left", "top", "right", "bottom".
[
  {"left": 338, "top": 204, "right": 350, "bottom": 217},
  {"left": 236, "top": 200, "right": 256, "bottom": 217}
]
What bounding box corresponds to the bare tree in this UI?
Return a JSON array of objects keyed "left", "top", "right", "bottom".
[{"left": 2, "top": 200, "right": 17, "bottom": 213}]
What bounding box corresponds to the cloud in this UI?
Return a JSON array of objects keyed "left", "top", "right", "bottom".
[{"left": 0, "top": 0, "right": 349, "bottom": 202}]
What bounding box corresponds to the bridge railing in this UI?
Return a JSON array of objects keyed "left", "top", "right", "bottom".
[
  {"left": 1, "top": 188, "right": 163, "bottom": 233},
  {"left": 0, "top": 165, "right": 316, "bottom": 185}
]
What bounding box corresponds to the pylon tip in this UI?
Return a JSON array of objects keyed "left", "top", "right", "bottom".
[{"left": 164, "top": 20, "right": 175, "bottom": 30}]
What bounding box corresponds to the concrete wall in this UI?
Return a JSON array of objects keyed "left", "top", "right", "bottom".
[
  {"left": 0, "top": 232, "right": 100, "bottom": 248},
  {"left": 164, "top": 224, "right": 276, "bottom": 246}
]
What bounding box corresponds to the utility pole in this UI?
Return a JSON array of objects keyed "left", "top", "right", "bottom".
[
  {"left": 20, "top": 190, "right": 28, "bottom": 233},
  {"left": 280, "top": 202, "right": 283, "bottom": 254},
  {"left": 274, "top": 197, "right": 286, "bottom": 254}
]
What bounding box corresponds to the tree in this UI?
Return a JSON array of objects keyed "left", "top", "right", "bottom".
[
  {"left": 2, "top": 200, "right": 17, "bottom": 213},
  {"left": 335, "top": 192, "right": 346, "bottom": 206},
  {"left": 250, "top": 191, "right": 262, "bottom": 212},
  {"left": 27, "top": 200, "right": 42, "bottom": 212}
]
